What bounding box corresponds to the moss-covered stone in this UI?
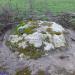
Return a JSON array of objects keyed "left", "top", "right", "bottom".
[{"left": 6, "top": 21, "right": 66, "bottom": 59}]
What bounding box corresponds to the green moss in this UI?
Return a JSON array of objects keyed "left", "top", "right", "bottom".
[
  {"left": 6, "top": 39, "right": 45, "bottom": 59},
  {"left": 13, "top": 24, "right": 36, "bottom": 35},
  {"left": 18, "top": 45, "right": 45, "bottom": 59},
  {"left": 46, "top": 28, "right": 52, "bottom": 32},
  {"left": 24, "top": 28, "right": 34, "bottom": 34},
  {"left": 46, "top": 27, "right": 62, "bottom": 35},
  {"left": 16, "top": 67, "right": 31, "bottom": 75},
  {"left": 37, "top": 70, "right": 45, "bottom": 75},
  {"left": 6, "top": 41, "right": 19, "bottom": 52},
  {"left": 53, "top": 32, "right": 62, "bottom": 35},
  {"left": 18, "top": 21, "right": 26, "bottom": 27},
  {"left": 47, "top": 28, "right": 62, "bottom": 35},
  {"left": 24, "top": 25, "right": 37, "bottom": 34},
  {"left": 46, "top": 28, "right": 55, "bottom": 35},
  {"left": 29, "top": 50, "right": 45, "bottom": 59},
  {"left": 10, "top": 21, "right": 26, "bottom": 35}
]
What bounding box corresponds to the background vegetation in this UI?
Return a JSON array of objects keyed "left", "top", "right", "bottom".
[
  {"left": 0, "top": 0, "right": 75, "bottom": 15},
  {"left": 0, "top": 0, "right": 75, "bottom": 36}
]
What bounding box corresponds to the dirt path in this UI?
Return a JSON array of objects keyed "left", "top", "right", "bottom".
[{"left": 0, "top": 29, "right": 75, "bottom": 75}]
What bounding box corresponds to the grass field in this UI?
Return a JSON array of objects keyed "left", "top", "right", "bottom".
[{"left": 0, "top": 0, "right": 75, "bottom": 15}]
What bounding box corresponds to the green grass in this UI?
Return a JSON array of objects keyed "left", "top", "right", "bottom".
[{"left": 0, "top": 0, "right": 75, "bottom": 15}]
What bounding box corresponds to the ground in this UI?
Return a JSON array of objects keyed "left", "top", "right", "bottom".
[
  {"left": 0, "top": 29, "right": 75, "bottom": 75},
  {"left": 0, "top": 0, "right": 75, "bottom": 75}
]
